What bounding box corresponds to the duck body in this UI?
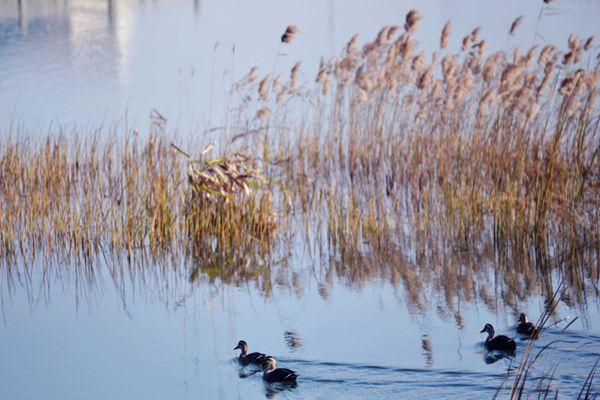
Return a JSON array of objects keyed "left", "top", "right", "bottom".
[
  {"left": 516, "top": 313, "right": 536, "bottom": 337},
  {"left": 486, "top": 335, "right": 517, "bottom": 352},
  {"left": 234, "top": 340, "right": 267, "bottom": 366},
  {"left": 481, "top": 323, "right": 517, "bottom": 352},
  {"left": 240, "top": 352, "right": 267, "bottom": 366},
  {"left": 263, "top": 367, "right": 298, "bottom": 383},
  {"left": 262, "top": 357, "right": 298, "bottom": 383},
  {"left": 516, "top": 322, "right": 536, "bottom": 336}
]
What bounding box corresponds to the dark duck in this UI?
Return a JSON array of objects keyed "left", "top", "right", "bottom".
[
  {"left": 516, "top": 313, "right": 537, "bottom": 337},
  {"left": 480, "top": 323, "right": 517, "bottom": 352},
  {"left": 234, "top": 340, "right": 267, "bottom": 366},
  {"left": 262, "top": 356, "right": 298, "bottom": 383}
]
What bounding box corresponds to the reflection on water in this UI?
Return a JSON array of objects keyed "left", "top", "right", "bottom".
[
  {"left": 1, "top": 229, "right": 599, "bottom": 398},
  {"left": 421, "top": 335, "right": 433, "bottom": 367},
  {"left": 284, "top": 330, "right": 304, "bottom": 352}
]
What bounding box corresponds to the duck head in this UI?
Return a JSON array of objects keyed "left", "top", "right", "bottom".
[
  {"left": 480, "top": 323, "right": 495, "bottom": 339},
  {"left": 518, "top": 313, "right": 528, "bottom": 323},
  {"left": 262, "top": 356, "right": 277, "bottom": 371},
  {"left": 234, "top": 340, "right": 248, "bottom": 354}
]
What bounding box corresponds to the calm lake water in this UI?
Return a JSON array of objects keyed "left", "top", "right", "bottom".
[
  {"left": 2, "top": 254, "right": 600, "bottom": 399},
  {"left": 1, "top": 1, "right": 600, "bottom": 399}
]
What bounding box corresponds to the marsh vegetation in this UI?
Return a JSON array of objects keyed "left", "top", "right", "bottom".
[{"left": 1, "top": 7, "right": 599, "bottom": 399}]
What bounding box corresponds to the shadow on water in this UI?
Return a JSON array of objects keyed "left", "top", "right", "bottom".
[{"left": 284, "top": 330, "right": 304, "bottom": 352}]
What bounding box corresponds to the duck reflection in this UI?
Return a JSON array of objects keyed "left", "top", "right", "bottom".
[
  {"left": 484, "top": 351, "right": 514, "bottom": 365},
  {"left": 421, "top": 335, "right": 433, "bottom": 367},
  {"left": 263, "top": 381, "right": 298, "bottom": 399},
  {"left": 284, "top": 330, "right": 304, "bottom": 352}
]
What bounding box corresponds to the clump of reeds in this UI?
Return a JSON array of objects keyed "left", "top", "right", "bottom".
[
  {"left": 223, "top": 8, "right": 600, "bottom": 309},
  {"left": 281, "top": 25, "right": 299, "bottom": 43},
  {"left": 0, "top": 132, "right": 280, "bottom": 275},
  {"left": 1, "top": 10, "right": 599, "bottom": 313},
  {"left": 173, "top": 143, "right": 268, "bottom": 201},
  {"left": 169, "top": 141, "right": 279, "bottom": 289}
]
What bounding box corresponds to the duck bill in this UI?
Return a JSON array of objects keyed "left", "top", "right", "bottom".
[
  {"left": 234, "top": 344, "right": 240, "bottom": 350},
  {"left": 480, "top": 328, "right": 485, "bottom": 333}
]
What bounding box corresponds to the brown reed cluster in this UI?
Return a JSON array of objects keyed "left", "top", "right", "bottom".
[
  {"left": 0, "top": 134, "right": 278, "bottom": 271},
  {"left": 231, "top": 10, "right": 599, "bottom": 301},
  {"left": 281, "top": 25, "right": 299, "bottom": 44},
  {"left": 173, "top": 143, "right": 269, "bottom": 200},
  {"left": 1, "top": 10, "right": 599, "bottom": 312}
]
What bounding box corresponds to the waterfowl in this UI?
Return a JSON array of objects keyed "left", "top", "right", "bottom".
[
  {"left": 516, "top": 313, "right": 537, "bottom": 337},
  {"left": 234, "top": 340, "right": 267, "bottom": 366},
  {"left": 480, "top": 323, "right": 517, "bottom": 352},
  {"left": 262, "top": 356, "right": 298, "bottom": 383}
]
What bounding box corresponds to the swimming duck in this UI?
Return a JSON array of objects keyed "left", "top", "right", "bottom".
[
  {"left": 234, "top": 340, "right": 267, "bottom": 366},
  {"left": 480, "top": 323, "right": 517, "bottom": 352},
  {"left": 262, "top": 356, "right": 298, "bottom": 383},
  {"left": 516, "top": 313, "right": 537, "bottom": 337}
]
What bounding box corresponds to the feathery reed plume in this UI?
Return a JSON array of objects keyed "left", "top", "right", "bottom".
[
  {"left": 375, "top": 26, "right": 391, "bottom": 46},
  {"left": 346, "top": 34, "right": 360, "bottom": 54},
  {"left": 440, "top": 21, "right": 451, "bottom": 49},
  {"left": 474, "top": 40, "right": 488, "bottom": 57},
  {"left": 387, "top": 25, "right": 399, "bottom": 40},
  {"left": 272, "top": 74, "right": 282, "bottom": 90},
  {"left": 258, "top": 75, "right": 270, "bottom": 100},
  {"left": 276, "top": 89, "right": 286, "bottom": 103},
  {"left": 256, "top": 107, "right": 271, "bottom": 121},
  {"left": 290, "top": 61, "right": 302, "bottom": 90},
  {"left": 461, "top": 34, "right": 470, "bottom": 51},
  {"left": 584, "top": 36, "right": 594, "bottom": 51},
  {"left": 404, "top": 10, "right": 421, "bottom": 34},
  {"left": 509, "top": 16, "right": 524, "bottom": 36},
  {"left": 281, "top": 25, "right": 299, "bottom": 43},
  {"left": 248, "top": 66, "right": 258, "bottom": 82},
  {"left": 470, "top": 26, "right": 481, "bottom": 42},
  {"left": 316, "top": 67, "right": 326, "bottom": 83},
  {"left": 538, "top": 44, "right": 555, "bottom": 65}
]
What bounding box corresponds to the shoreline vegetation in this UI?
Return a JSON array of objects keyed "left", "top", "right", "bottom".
[
  {"left": 1, "top": 11, "right": 598, "bottom": 293},
  {"left": 1, "top": 9, "right": 599, "bottom": 397}
]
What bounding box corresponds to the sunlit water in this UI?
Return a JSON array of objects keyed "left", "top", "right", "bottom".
[{"left": 1, "top": 0, "right": 600, "bottom": 399}]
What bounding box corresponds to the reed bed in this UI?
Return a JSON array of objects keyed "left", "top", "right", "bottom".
[
  {"left": 0, "top": 133, "right": 277, "bottom": 272},
  {"left": 0, "top": 11, "right": 599, "bottom": 306},
  {"left": 228, "top": 10, "right": 600, "bottom": 301}
]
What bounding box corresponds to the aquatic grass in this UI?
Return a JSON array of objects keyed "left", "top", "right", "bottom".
[
  {"left": 0, "top": 133, "right": 280, "bottom": 273},
  {"left": 0, "top": 11, "right": 599, "bottom": 308}
]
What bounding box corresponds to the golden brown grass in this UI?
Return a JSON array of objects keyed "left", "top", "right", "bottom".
[{"left": 0, "top": 11, "right": 599, "bottom": 307}]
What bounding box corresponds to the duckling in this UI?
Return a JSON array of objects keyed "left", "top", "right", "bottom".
[
  {"left": 480, "top": 323, "right": 516, "bottom": 352},
  {"left": 516, "top": 313, "right": 537, "bottom": 337},
  {"left": 234, "top": 340, "right": 267, "bottom": 366},
  {"left": 262, "top": 356, "right": 298, "bottom": 383}
]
